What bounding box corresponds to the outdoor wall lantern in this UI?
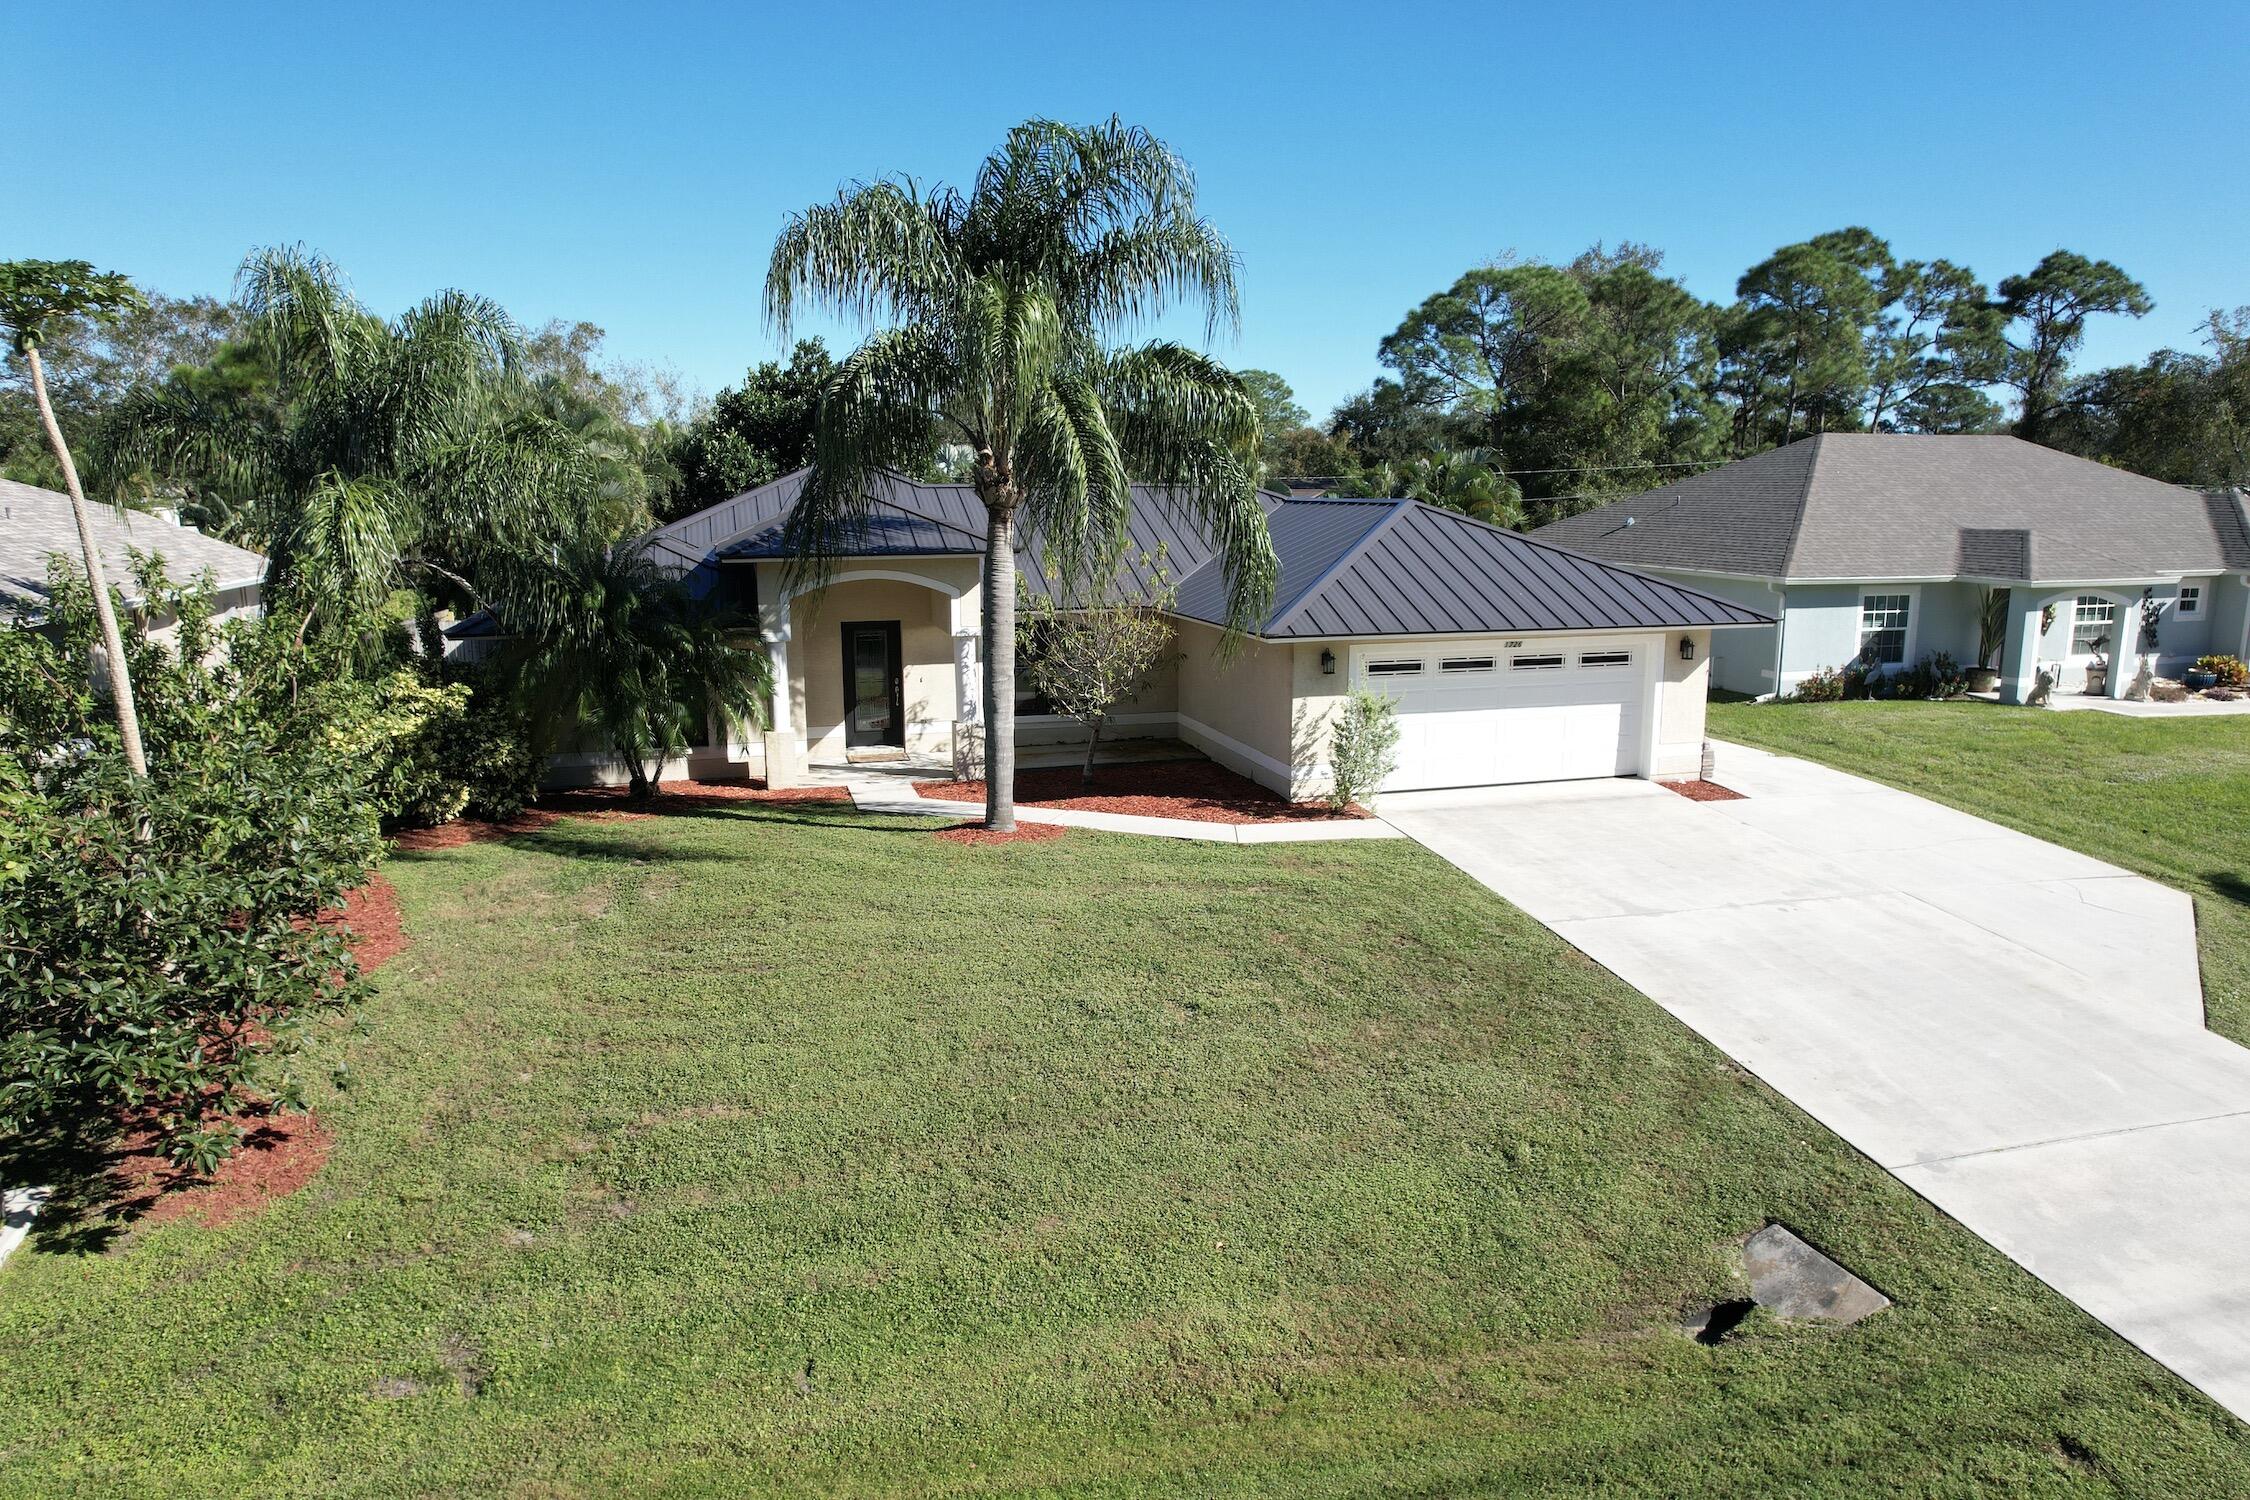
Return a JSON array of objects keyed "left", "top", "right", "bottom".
[
  {"left": 1320, "top": 648, "right": 1336, "bottom": 675},
  {"left": 1679, "top": 637, "right": 1695, "bottom": 662}
]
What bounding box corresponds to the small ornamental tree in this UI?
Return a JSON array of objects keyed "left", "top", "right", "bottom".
[
  {"left": 1017, "top": 549, "right": 1177, "bottom": 785},
  {"left": 1325, "top": 689, "right": 1401, "bottom": 811}
]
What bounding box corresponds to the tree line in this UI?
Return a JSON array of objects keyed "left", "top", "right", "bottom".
[{"left": 1239, "top": 232, "right": 2247, "bottom": 529}]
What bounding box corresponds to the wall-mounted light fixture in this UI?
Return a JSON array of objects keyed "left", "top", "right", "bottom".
[
  {"left": 1320, "top": 648, "right": 1336, "bottom": 675},
  {"left": 1679, "top": 637, "right": 1695, "bottom": 662}
]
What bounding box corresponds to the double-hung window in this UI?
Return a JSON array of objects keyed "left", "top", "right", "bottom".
[
  {"left": 1858, "top": 593, "right": 1911, "bottom": 665},
  {"left": 2072, "top": 596, "right": 2116, "bottom": 655}
]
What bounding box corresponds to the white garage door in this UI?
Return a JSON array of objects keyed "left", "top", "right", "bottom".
[{"left": 1353, "top": 637, "right": 1649, "bottom": 791}]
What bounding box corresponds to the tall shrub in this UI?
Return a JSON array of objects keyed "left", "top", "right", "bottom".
[
  {"left": 1326, "top": 689, "right": 1401, "bottom": 811},
  {"left": 1, "top": 562, "right": 383, "bottom": 1169}
]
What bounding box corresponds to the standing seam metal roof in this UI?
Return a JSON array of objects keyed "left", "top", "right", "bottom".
[{"left": 649, "top": 469, "right": 1771, "bottom": 637}]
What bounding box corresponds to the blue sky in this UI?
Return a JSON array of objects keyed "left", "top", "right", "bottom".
[{"left": 13, "top": 2, "right": 2246, "bottom": 421}]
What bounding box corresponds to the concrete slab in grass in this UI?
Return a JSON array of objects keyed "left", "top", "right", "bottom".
[{"left": 1742, "top": 1224, "right": 1889, "bottom": 1325}]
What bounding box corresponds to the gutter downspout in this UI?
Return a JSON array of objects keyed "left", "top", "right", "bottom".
[{"left": 1767, "top": 580, "right": 1789, "bottom": 700}]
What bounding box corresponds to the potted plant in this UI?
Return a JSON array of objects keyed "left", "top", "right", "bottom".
[
  {"left": 2194, "top": 654, "right": 2248, "bottom": 690},
  {"left": 2084, "top": 635, "right": 2110, "bottom": 696},
  {"left": 1968, "top": 588, "right": 2008, "bottom": 693}
]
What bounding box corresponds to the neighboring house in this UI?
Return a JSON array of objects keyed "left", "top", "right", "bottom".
[
  {"left": 1531, "top": 435, "right": 2250, "bottom": 702},
  {"left": 476, "top": 469, "right": 1769, "bottom": 797},
  {"left": 0, "top": 476, "right": 267, "bottom": 632}
]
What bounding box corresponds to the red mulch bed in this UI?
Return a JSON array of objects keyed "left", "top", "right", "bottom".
[
  {"left": 933, "top": 820, "right": 1071, "bottom": 846},
  {"left": 326, "top": 873, "right": 405, "bottom": 974},
  {"left": 391, "top": 780, "right": 849, "bottom": 851},
  {"left": 113, "top": 1102, "right": 335, "bottom": 1229},
  {"left": 916, "top": 760, "right": 1365, "bottom": 824},
  {"left": 1660, "top": 779, "right": 1747, "bottom": 803}
]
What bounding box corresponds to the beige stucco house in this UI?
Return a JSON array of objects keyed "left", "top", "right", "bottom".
[{"left": 481, "top": 470, "right": 1770, "bottom": 798}]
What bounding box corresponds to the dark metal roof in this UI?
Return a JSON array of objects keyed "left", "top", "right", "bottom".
[
  {"left": 656, "top": 469, "right": 1772, "bottom": 639},
  {"left": 1173, "top": 498, "right": 1770, "bottom": 637}
]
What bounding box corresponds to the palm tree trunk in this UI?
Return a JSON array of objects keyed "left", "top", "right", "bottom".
[
  {"left": 981, "top": 505, "right": 1017, "bottom": 832},
  {"left": 26, "top": 345, "right": 147, "bottom": 778}
]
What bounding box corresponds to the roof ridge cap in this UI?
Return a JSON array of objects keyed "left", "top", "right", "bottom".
[
  {"left": 1775, "top": 437, "right": 1824, "bottom": 580},
  {"left": 1262, "top": 497, "right": 1418, "bottom": 636}
]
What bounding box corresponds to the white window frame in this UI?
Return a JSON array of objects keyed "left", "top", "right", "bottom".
[
  {"left": 1510, "top": 653, "right": 1565, "bottom": 671},
  {"left": 1858, "top": 590, "right": 1916, "bottom": 667},
  {"left": 1439, "top": 655, "right": 1496, "bottom": 673},
  {"left": 1578, "top": 650, "right": 1632, "bottom": 668},
  {"left": 2071, "top": 595, "right": 2117, "bottom": 657},
  {"left": 2177, "top": 584, "right": 2203, "bottom": 618},
  {"left": 1364, "top": 658, "right": 1424, "bottom": 678}
]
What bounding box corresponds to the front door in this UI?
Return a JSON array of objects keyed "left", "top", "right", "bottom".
[{"left": 841, "top": 621, "right": 905, "bottom": 748}]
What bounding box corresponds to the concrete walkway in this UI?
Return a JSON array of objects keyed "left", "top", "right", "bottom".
[{"left": 1381, "top": 745, "right": 2250, "bottom": 1423}]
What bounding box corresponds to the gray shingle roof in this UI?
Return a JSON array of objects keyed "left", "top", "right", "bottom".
[
  {"left": 1530, "top": 434, "right": 2250, "bottom": 583},
  {"left": 655, "top": 469, "right": 1770, "bottom": 639},
  {"left": 0, "top": 478, "right": 266, "bottom": 612}
]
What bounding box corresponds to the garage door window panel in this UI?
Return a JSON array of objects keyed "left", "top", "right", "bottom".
[{"left": 1511, "top": 654, "right": 1565, "bottom": 670}]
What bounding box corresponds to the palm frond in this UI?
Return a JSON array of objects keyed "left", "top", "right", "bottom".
[
  {"left": 766, "top": 179, "right": 967, "bottom": 334},
  {"left": 1102, "top": 343, "right": 1274, "bottom": 636},
  {"left": 273, "top": 470, "right": 416, "bottom": 622},
  {"left": 781, "top": 327, "right": 952, "bottom": 590}
]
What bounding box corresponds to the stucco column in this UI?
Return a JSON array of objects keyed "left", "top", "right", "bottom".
[
  {"left": 1997, "top": 596, "right": 2046, "bottom": 705},
  {"left": 2106, "top": 593, "right": 2143, "bottom": 700},
  {"left": 952, "top": 631, "right": 982, "bottom": 778},
  {"left": 765, "top": 596, "right": 794, "bottom": 735}
]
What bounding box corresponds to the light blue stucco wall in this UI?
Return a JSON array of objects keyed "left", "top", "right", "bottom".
[
  {"left": 2210, "top": 577, "right": 2250, "bottom": 666},
  {"left": 1642, "top": 570, "right": 1779, "bottom": 696},
  {"left": 1646, "top": 569, "right": 2248, "bottom": 697}
]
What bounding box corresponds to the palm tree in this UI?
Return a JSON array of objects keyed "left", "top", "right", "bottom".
[
  {"left": 0, "top": 259, "right": 152, "bottom": 776},
  {"left": 104, "top": 246, "right": 604, "bottom": 652},
  {"left": 495, "top": 536, "right": 773, "bottom": 800},
  {"left": 766, "top": 118, "right": 1278, "bottom": 831},
  {"left": 1340, "top": 449, "right": 1525, "bottom": 528}
]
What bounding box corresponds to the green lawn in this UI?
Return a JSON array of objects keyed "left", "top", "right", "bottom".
[
  {"left": 3, "top": 802, "right": 2246, "bottom": 1495},
  {"left": 1711, "top": 700, "right": 2250, "bottom": 1044}
]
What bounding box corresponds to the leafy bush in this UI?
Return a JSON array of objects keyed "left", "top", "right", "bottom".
[
  {"left": 441, "top": 663, "right": 543, "bottom": 820},
  {"left": 315, "top": 669, "right": 475, "bottom": 828},
  {"left": 1889, "top": 651, "right": 1968, "bottom": 701},
  {"left": 1790, "top": 665, "right": 1853, "bottom": 702},
  {"left": 1326, "top": 689, "right": 1401, "bottom": 811},
  {"left": 2195, "top": 654, "right": 2249, "bottom": 688},
  {"left": 1, "top": 562, "right": 383, "bottom": 1169}
]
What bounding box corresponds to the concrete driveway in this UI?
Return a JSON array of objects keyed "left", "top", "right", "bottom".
[{"left": 1382, "top": 743, "right": 2250, "bottom": 1423}]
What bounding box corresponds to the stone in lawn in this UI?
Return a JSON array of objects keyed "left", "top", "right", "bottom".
[{"left": 1742, "top": 1224, "right": 1889, "bottom": 1326}]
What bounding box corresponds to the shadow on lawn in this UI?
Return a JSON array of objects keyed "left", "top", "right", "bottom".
[
  {"left": 0, "top": 1117, "right": 139, "bottom": 1255},
  {"left": 2212, "top": 871, "right": 2250, "bottom": 909}
]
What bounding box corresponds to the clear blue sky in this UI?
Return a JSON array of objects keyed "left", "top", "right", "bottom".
[{"left": 13, "top": 1, "right": 2246, "bottom": 421}]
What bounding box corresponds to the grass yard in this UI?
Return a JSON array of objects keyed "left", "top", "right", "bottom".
[
  {"left": 1711, "top": 700, "right": 2250, "bottom": 1045},
  {"left": 3, "top": 801, "right": 2247, "bottom": 1495}
]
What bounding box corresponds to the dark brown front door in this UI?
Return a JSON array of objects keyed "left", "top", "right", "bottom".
[{"left": 841, "top": 621, "right": 905, "bottom": 748}]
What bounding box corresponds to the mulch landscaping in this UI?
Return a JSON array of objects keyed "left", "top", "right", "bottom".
[
  {"left": 1659, "top": 779, "right": 1747, "bottom": 803},
  {"left": 916, "top": 759, "right": 1366, "bottom": 824},
  {"left": 393, "top": 780, "right": 851, "bottom": 852},
  {"left": 932, "top": 820, "right": 1071, "bottom": 847}
]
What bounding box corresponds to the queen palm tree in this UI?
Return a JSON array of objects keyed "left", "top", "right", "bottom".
[
  {"left": 766, "top": 118, "right": 1278, "bottom": 831},
  {"left": 104, "top": 246, "right": 604, "bottom": 652}
]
